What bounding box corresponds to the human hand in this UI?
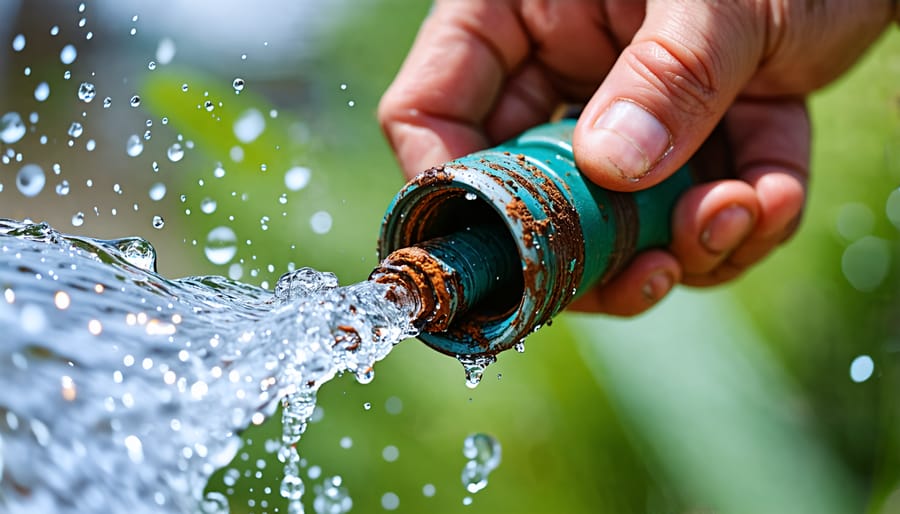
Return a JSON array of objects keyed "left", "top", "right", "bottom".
[{"left": 378, "top": 0, "right": 896, "bottom": 316}]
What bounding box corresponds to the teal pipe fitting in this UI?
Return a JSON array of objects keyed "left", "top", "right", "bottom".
[{"left": 375, "top": 119, "right": 692, "bottom": 357}]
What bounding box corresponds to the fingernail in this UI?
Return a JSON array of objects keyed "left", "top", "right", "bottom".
[
  {"left": 701, "top": 205, "right": 753, "bottom": 253},
  {"left": 591, "top": 101, "right": 670, "bottom": 181},
  {"left": 642, "top": 271, "right": 674, "bottom": 303}
]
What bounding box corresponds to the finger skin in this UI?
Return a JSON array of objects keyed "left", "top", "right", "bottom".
[
  {"left": 378, "top": 0, "right": 528, "bottom": 178},
  {"left": 669, "top": 180, "right": 760, "bottom": 275},
  {"left": 379, "top": 0, "right": 623, "bottom": 178},
  {"left": 573, "top": 1, "right": 765, "bottom": 192}
]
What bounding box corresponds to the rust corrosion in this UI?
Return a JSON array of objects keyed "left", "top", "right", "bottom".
[
  {"left": 409, "top": 165, "right": 454, "bottom": 187},
  {"left": 371, "top": 246, "right": 458, "bottom": 332},
  {"left": 506, "top": 153, "right": 584, "bottom": 331}
]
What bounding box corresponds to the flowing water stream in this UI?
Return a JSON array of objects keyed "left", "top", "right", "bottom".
[{"left": 0, "top": 218, "right": 421, "bottom": 513}]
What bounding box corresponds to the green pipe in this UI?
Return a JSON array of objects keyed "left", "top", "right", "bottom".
[{"left": 373, "top": 119, "right": 692, "bottom": 357}]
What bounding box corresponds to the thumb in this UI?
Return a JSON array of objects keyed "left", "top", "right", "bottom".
[{"left": 573, "top": 2, "right": 765, "bottom": 192}]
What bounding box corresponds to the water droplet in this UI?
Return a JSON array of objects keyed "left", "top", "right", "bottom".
[
  {"left": 310, "top": 211, "right": 332, "bottom": 235},
  {"left": 285, "top": 166, "right": 311, "bottom": 191},
  {"left": 103, "top": 96, "right": 112, "bottom": 108},
  {"left": 126, "top": 134, "right": 143, "bottom": 157},
  {"left": 347, "top": 100, "right": 355, "bottom": 107},
  {"left": 130, "top": 95, "right": 141, "bottom": 107},
  {"left": 385, "top": 396, "right": 402, "bottom": 415},
  {"left": 112, "top": 237, "right": 158, "bottom": 271},
  {"left": 68, "top": 122, "right": 84, "bottom": 138},
  {"left": 461, "top": 433, "right": 501, "bottom": 494},
  {"left": 181, "top": 83, "right": 189, "bottom": 92},
  {"left": 156, "top": 37, "right": 176, "bottom": 65},
  {"left": 213, "top": 164, "right": 226, "bottom": 178},
  {"left": 147, "top": 61, "right": 156, "bottom": 71},
  {"left": 514, "top": 341, "right": 525, "bottom": 353},
  {"left": 0, "top": 112, "right": 26, "bottom": 144},
  {"left": 464, "top": 192, "right": 477, "bottom": 201},
  {"left": 50, "top": 25, "right": 60, "bottom": 36},
  {"left": 200, "top": 198, "right": 217, "bottom": 214},
  {"left": 16, "top": 164, "right": 45, "bottom": 197},
  {"left": 56, "top": 180, "right": 70, "bottom": 196},
  {"left": 11, "top": 34, "right": 25, "bottom": 52},
  {"left": 313, "top": 475, "right": 352, "bottom": 514},
  {"left": 232, "top": 78, "right": 245, "bottom": 92},
  {"left": 204, "top": 226, "right": 238, "bottom": 265},
  {"left": 381, "top": 492, "right": 400, "bottom": 511},
  {"left": 339, "top": 436, "right": 352, "bottom": 449},
  {"left": 339, "top": 83, "right": 347, "bottom": 90},
  {"left": 233, "top": 108, "right": 265, "bottom": 143},
  {"left": 34, "top": 82, "right": 50, "bottom": 102},
  {"left": 382, "top": 445, "right": 399, "bottom": 462},
  {"left": 422, "top": 484, "right": 436, "bottom": 497},
  {"left": 86, "top": 139, "right": 96, "bottom": 151},
  {"left": 78, "top": 82, "right": 96, "bottom": 103},
  {"left": 71, "top": 212, "right": 84, "bottom": 227},
  {"left": 152, "top": 215, "right": 165, "bottom": 229},
  {"left": 458, "top": 355, "right": 496, "bottom": 389},
  {"left": 363, "top": 402, "right": 371, "bottom": 410},
  {"left": 167, "top": 143, "right": 184, "bottom": 162},
  {"left": 148, "top": 183, "right": 166, "bottom": 201},
  {"left": 850, "top": 354, "right": 875, "bottom": 383},
  {"left": 60, "top": 44, "right": 77, "bottom": 65}
]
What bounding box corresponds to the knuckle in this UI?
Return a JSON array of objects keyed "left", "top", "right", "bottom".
[{"left": 624, "top": 39, "right": 721, "bottom": 119}]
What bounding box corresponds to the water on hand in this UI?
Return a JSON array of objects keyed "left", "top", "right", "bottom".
[{"left": 0, "top": 219, "right": 419, "bottom": 513}]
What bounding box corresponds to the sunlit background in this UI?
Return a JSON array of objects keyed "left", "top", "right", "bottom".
[{"left": 1, "top": 1, "right": 899, "bottom": 513}]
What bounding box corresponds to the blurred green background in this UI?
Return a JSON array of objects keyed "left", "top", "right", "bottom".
[{"left": 1, "top": 1, "right": 899, "bottom": 513}]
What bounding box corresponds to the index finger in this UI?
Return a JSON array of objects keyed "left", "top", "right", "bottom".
[{"left": 377, "top": 0, "right": 529, "bottom": 178}]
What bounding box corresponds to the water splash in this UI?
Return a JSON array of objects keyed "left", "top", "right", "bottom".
[
  {"left": 0, "top": 219, "right": 419, "bottom": 513},
  {"left": 461, "top": 433, "right": 501, "bottom": 497},
  {"left": 312, "top": 475, "right": 352, "bottom": 514}
]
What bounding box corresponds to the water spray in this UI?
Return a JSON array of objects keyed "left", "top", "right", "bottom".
[{"left": 371, "top": 119, "right": 694, "bottom": 358}]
